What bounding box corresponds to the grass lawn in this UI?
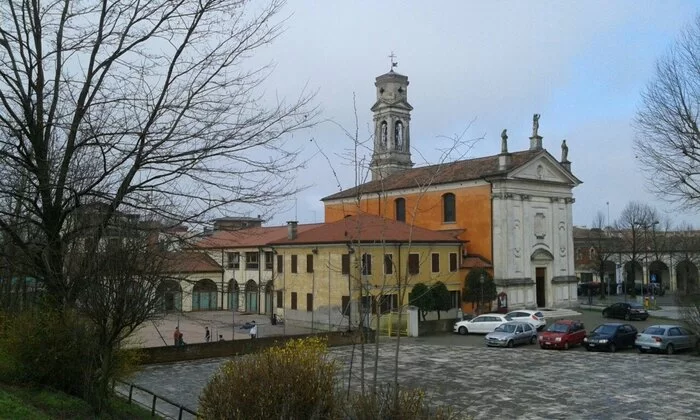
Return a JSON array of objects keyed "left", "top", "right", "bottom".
[{"left": 0, "top": 384, "right": 158, "bottom": 420}]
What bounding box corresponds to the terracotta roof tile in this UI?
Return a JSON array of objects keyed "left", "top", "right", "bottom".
[
  {"left": 322, "top": 149, "right": 544, "bottom": 201},
  {"left": 461, "top": 254, "right": 492, "bottom": 269},
  {"left": 196, "top": 224, "right": 323, "bottom": 249},
  {"left": 269, "top": 214, "right": 464, "bottom": 245},
  {"left": 165, "top": 252, "right": 222, "bottom": 273}
]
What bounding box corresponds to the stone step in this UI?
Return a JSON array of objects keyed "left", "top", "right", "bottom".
[{"left": 536, "top": 308, "right": 582, "bottom": 320}]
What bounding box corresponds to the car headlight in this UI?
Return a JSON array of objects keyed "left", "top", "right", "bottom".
[
  {"left": 555, "top": 337, "right": 562, "bottom": 342},
  {"left": 538, "top": 336, "right": 543, "bottom": 341},
  {"left": 583, "top": 337, "right": 588, "bottom": 342},
  {"left": 600, "top": 339, "right": 608, "bottom": 343}
]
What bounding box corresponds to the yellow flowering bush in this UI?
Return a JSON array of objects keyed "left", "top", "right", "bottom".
[{"left": 199, "top": 337, "right": 339, "bottom": 420}]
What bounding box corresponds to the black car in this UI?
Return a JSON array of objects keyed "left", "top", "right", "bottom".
[
  {"left": 602, "top": 302, "right": 648, "bottom": 321},
  {"left": 584, "top": 323, "right": 638, "bottom": 352}
]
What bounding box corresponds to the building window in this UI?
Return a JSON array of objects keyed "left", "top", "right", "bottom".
[
  {"left": 576, "top": 248, "right": 583, "bottom": 261},
  {"left": 408, "top": 253, "right": 420, "bottom": 275},
  {"left": 291, "top": 292, "right": 297, "bottom": 310},
  {"left": 265, "top": 251, "right": 274, "bottom": 270},
  {"left": 341, "top": 295, "right": 351, "bottom": 318},
  {"left": 341, "top": 254, "right": 350, "bottom": 275},
  {"left": 443, "top": 193, "right": 456, "bottom": 223},
  {"left": 306, "top": 293, "right": 313, "bottom": 311},
  {"left": 380, "top": 294, "right": 398, "bottom": 314},
  {"left": 276, "top": 290, "right": 283, "bottom": 308},
  {"left": 227, "top": 252, "right": 240, "bottom": 269},
  {"left": 307, "top": 254, "right": 314, "bottom": 273},
  {"left": 276, "top": 254, "right": 283, "bottom": 273},
  {"left": 450, "top": 290, "right": 461, "bottom": 308},
  {"left": 245, "top": 252, "right": 258, "bottom": 269},
  {"left": 384, "top": 254, "right": 393, "bottom": 275},
  {"left": 361, "top": 253, "right": 372, "bottom": 275},
  {"left": 431, "top": 253, "right": 440, "bottom": 273},
  {"left": 291, "top": 255, "right": 298, "bottom": 273},
  {"left": 589, "top": 247, "right": 596, "bottom": 260},
  {"left": 395, "top": 198, "right": 406, "bottom": 222},
  {"left": 449, "top": 253, "right": 458, "bottom": 272}
]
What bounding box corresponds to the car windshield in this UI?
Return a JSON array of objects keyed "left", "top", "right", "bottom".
[
  {"left": 547, "top": 323, "right": 569, "bottom": 333},
  {"left": 630, "top": 304, "right": 644, "bottom": 310},
  {"left": 642, "top": 327, "right": 666, "bottom": 335},
  {"left": 593, "top": 325, "right": 617, "bottom": 335},
  {"left": 494, "top": 324, "right": 517, "bottom": 333}
]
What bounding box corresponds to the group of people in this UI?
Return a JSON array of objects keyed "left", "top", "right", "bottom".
[{"left": 173, "top": 322, "right": 257, "bottom": 347}]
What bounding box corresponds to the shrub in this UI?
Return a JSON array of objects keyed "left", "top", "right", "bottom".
[
  {"left": 199, "top": 337, "right": 339, "bottom": 419},
  {"left": 344, "top": 384, "right": 461, "bottom": 420},
  {"left": 0, "top": 308, "right": 97, "bottom": 395}
]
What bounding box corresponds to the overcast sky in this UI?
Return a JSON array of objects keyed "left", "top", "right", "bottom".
[{"left": 247, "top": 1, "right": 700, "bottom": 229}]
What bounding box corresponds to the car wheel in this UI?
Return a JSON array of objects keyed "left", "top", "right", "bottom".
[
  {"left": 602, "top": 310, "right": 609, "bottom": 318},
  {"left": 564, "top": 342, "right": 569, "bottom": 350},
  {"left": 530, "top": 335, "right": 537, "bottom": 345},
  {"left": 507, "top": 340, "right": 514, "bottom": 348},
  {"left": 585, "top": 346, "right": 592, "bottom": 352},
  {"left": 540, "top": 344, "right": 546, "bottom": 349},
  {"left": 458, "top": 326, "right": 467, "bottom": 335},
  {"left": 609, "top": 343, "right": 617, "bottom": 353},
  {"left": 624, "top": 313, "right": 631, "bottom": 321},
  {"left": 666, "top": 344, "right": 674, "bottom": 355}
]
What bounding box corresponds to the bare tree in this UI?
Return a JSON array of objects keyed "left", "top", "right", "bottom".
[
  {"left": 635, "top": 15, "right": 700, "bottom": 210},
  {"left": 0, "top": 0, "right": 315, "bottom": 411},
  {"left": 614, "top": 202, "right": 658, "bottom": 296},
  {"left": 0, "top": 0, "right": 315, "bottom": 309}
]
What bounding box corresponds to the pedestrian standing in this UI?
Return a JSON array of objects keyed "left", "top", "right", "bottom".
[
  {"left": 173, "top": 327, "right": 180, "bottom": 346},
  {"left": 205, "top": 326, "right": 211, "bottom": 342},
  {"left": 249, "top": 321, "right": 257, "bottom": 339}
]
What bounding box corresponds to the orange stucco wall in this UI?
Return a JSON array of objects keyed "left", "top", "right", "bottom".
[
  {"left": 324, "top": 183, "right": 493, "bottom": 261},
  {"left": 324, "top": 183, "right": 494, "bottom": 315}
]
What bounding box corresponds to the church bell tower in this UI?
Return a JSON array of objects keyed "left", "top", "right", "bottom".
[{"left": 369, "top": 62, "right": 414, "bottom": 181}]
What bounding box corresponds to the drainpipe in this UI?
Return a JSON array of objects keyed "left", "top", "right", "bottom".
[
  {"left": 258, "top": 246, "right": 263, "bottom": 314},
  {"left": 221, "top": 249, "right": 225, "bottom": 310}
]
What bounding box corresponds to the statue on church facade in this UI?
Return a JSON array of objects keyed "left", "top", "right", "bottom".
[
  {"left": 561, "top": 139, "right": 568, "bottom": 162},
  {"left": 532, "top": 113, "right": 540, "bottom": 137},
  {"left": 380, "top": 121, "right": 388, "bottom": 146},
  {"left": 500, "top": 129, "right": 508, "bottom": 153},
  {"left": 395, "top": 121, "right": 404, "bottom": 149}
]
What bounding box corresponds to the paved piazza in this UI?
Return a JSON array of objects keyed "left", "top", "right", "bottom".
[{"left": 124, "top": 340, "right": 699, "bottom": 420}]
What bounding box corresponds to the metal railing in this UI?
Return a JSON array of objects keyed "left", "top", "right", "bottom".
[{"left": 113, "top": 379, "right": 198, "bottom": 419}]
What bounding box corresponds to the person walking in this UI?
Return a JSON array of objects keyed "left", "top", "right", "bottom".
[
  {"left": 249, "top": 321, "right": 257, "bottom": 339},
  {"left": 205, "top": 326, "right": 211, "bottom": 343},
  {"left": 173, "top": 327, "right": 181, "bottom": 346}
]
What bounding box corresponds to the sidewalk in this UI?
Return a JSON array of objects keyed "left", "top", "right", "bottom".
[{"left": 126, "top": 311, "right": 316, "bottom": 348}]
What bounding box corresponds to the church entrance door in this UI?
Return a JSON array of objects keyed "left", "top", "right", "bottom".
[{"left": 536, "top": 267, "right": 546, "bottom": 308}]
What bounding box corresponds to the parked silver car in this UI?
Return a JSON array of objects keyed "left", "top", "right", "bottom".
[
  {"left": 485, "top": 321, "right": 538, "bottom": 348},
  {"left": 635, "top": 325, "right": 699, "bottom": 355}
]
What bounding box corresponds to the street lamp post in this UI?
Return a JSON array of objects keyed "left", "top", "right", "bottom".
[{"left": 479, "top": 273, "right": 485, "bottom": 315}]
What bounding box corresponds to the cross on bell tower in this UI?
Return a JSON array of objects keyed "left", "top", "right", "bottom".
[{"left": 369, "top": 58, "right": 414, "bottom": 181}]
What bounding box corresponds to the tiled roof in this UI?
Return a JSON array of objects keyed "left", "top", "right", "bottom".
[
  {"left": 164, "top": 252, "right": 221, "bottom": 273},
  {"left": 195, "top": 224, "right": 323, "bottom": 249},
  {"left": 322, "top": 149, "right": 544, "bottom": 201},
  {"left": 461, "top": 254, "right": 492, "bottom": 269},
  {"left": 268, "top": 214, "right": 463, "bottom": 245}
]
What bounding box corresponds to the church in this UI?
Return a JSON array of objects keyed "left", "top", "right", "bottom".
[{"left": 322, "top": 67, "right": 582, "bottom": 310}]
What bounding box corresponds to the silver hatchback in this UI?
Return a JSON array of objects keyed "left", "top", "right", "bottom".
[
  {"left": 485, "top": 321, "right": 538, "bottom": 348},
  {"left": 635, "top": 325, "right": 699, "bottom": 355}
]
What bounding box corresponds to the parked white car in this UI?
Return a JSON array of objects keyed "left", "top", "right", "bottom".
[
  {"left": 454, "top": 314, "right": 509, "bottom": 335},
  {"left": 505, "top": 309, "right": 546, "bottom": 331}
]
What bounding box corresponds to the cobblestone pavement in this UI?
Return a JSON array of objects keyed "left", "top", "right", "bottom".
[{"left": 125, "top": 340, "right": 700, "bottom": 420}]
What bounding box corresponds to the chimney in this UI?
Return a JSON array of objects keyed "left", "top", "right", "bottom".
[
  {"left": 287, "top": 221, "right": 298, "bottom": 240},
  {"left": 498, "top": 153, "right": 511, "bottom": 171}
]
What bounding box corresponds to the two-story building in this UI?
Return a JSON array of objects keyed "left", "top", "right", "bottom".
[{"left": 268, "top": 214, "right": 464, "bottom": 329}]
